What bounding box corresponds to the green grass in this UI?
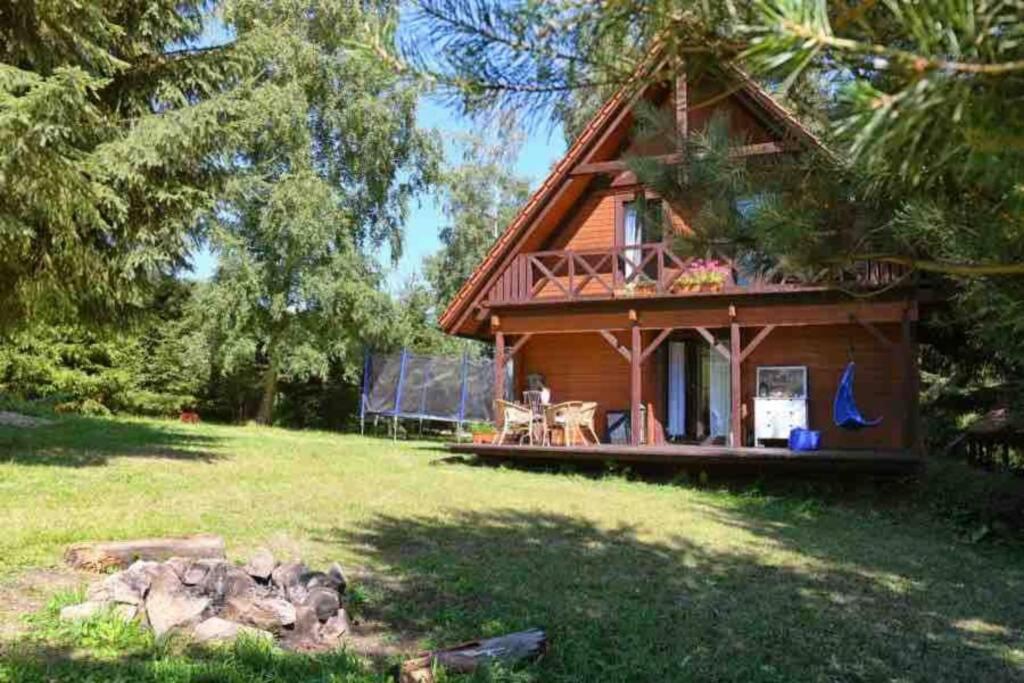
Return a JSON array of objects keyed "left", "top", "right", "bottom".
[{"left": 1, "top": 415, "right": 1023, "bottom": 681}]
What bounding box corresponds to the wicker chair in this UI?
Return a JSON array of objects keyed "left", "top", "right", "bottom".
[
  {"left": 523, "top": 390, "right": 550, "bottom": 444},
  {"left": 577, "top": 401, "right": 600, "bottom": 444},
  {"left": 547, "top": 401, "right": 585, "bottom": 446},
  {"left": 494, "top": 400, "right": 534, "bottom": 445}
]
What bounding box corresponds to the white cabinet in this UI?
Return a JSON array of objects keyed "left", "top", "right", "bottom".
[
  {"left": 754, "top": 366, "right": 809, "bottom": 445},
  {"left": 754, "top": 398, "right": 808, "bottom": 443}
]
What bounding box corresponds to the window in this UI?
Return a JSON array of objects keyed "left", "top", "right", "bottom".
[
  {"left": 622, "top": 198, "right": 664, "bottom": 245},
  {"left": 621, "top": 197, "right": 664, "bottom": 281}
]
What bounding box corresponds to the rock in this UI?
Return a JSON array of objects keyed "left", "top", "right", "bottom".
[
  {"left": 200, "top": 563, "right": 255, "bottom": 602},
  {"left": 59, "top": 601, "right": 106, "bottom": 621},
  {"left": 145, "top": 566, "right": 210, "bottom": 638},
  {"left": 282, "top": 604, "right": 321, "bottom": 650},
  {"left": 327, "top": 563, "right": 347, "bottom": 595},
  {"left": 303, "top": 586, "right": 340, "bottom": 622},
  {"left": 243, "top": 548, "right": 276, "bottom": 581},
  {"left": 113, "top": 603, "right": 139, "bottom": 622},
  {"left": 222, "top": 596, "right": 296, "bottom": 632},
  {"left": 192, "top": 617, "right": 273, "bottom": 645},
  {"left": 286, "top": 582, "right": 309, "bottom": 605},
  {"left": 271, "top": 561, "right": 307, "bottom": 591},
  {"left": 320, "top": 609, "right": 351, "bottom": 644},
  {"left": 164, "top": 556, "right": 191, "bottom": 580},
  {"left": 182, "top": 558, "right": 227, "bottom": 586},
  {"left": 106, "top": 560, "right": 161, "bottom": 604},
  {"left": 60, "top": 601, "right": 138, "bottom": 622}
]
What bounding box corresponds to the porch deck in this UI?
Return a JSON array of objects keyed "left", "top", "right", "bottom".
[{"left": 447, "top": 442, "right": 923, "bottom": 474}]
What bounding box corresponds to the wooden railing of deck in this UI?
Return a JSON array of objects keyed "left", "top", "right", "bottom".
[{"left": 485, "top": 243, "right": 910, "bottom": 305}]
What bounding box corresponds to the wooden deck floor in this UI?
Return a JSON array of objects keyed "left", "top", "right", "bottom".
[{"left": 446, "top": 442, "right": 923, "bottom": 473}]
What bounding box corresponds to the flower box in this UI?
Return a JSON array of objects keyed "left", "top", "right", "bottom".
[
  {"left": 673, "top": 259, "right": 729, "bottom": 294},
  {"left": 472, "top": 431, "right": 496, "bottom": 444}
]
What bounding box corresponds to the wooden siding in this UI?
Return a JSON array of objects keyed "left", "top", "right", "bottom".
[
  {"left": 484, "top": 88, "right": 797, "bottom": 303},
  {"left": 552, "top": 191, "right": 617, "bottom": 251},
  {"left": 516, "top": 332, "right": 634, "bottom": 438},
  {"left": 688, "top": 78, "right": 776, "bottom": 144},
  {"left": 739, "top": 323, "right": 907, "bottom": 450},
  {"left": 509, "top": 322, "right": 911, "bottom": 452}
]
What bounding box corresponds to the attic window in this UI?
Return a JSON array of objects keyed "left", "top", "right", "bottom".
[{"left": 621, "top": 197, "right": 664, "bottom": 245}]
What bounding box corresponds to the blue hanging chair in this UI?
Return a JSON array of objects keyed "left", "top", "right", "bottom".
[{"left": 833, "top": 362, "right": 882, "bottom": 429}]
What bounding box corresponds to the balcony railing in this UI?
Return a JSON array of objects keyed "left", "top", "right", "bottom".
[{"left": 485, "top": 243, "right": 909, "bottom": 305}]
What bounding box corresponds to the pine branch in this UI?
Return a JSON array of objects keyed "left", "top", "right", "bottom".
[
  {"left": 778, "top": 19, "right": 1024, "bottom": 75},
  {"left": 835, "top": 255, "right": 1024, "bottom": 277}
]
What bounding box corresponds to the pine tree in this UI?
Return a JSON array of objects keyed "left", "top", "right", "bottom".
[
  {"left": 0, "top": 1, "right": 252, "bottom": 326},
  {"left": 408, "top": 0, "right": 1024, "bottom": 372}
]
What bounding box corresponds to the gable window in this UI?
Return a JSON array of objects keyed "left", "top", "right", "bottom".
[
  {"left": 622, "top": 198, "right": 664, "bottom": 245},
  {"left": 620, "top": 197, "right": 664, "bottom": 281}
]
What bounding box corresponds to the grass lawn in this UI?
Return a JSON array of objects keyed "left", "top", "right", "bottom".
[{"left": 1, "top": 415, "right": 1023, "bottom": 682}]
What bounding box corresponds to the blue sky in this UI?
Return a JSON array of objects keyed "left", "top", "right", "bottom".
[
  {"left": 186, "top": 15, "right": 567, "bottom": 291},
  {"left": 382, "top": 100, "right": 565, "bottom": 292}
]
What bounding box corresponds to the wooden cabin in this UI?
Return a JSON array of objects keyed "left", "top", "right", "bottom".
[{"left": 440, "top": 58, "right": 922, "bottom": 464}]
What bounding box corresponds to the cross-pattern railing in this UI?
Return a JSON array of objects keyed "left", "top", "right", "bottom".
[{"left": 484, "top": 243, "right": 910, "bottom": 305}]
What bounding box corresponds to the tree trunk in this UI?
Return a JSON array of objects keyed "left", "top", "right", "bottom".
[
  {"left": 65, "top": 535, "right": 225, "bottom": 571},
  {"left": 399, "top": 629, "right": 546, "bottom": 683},
  {"left": 256, "top": 337, "right": 280, "bottom": 425}
]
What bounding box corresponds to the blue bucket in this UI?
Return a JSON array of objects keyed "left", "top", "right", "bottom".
[{"left": 788, "top": 428, "right": 821, "bottom": 451}]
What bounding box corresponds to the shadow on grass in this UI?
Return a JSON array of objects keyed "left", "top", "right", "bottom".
[
  {"left": 0, "top": 416, "right": 223, "bottom": 467},
  {"left": 0, "top": 637, "right": 384, "bottom": 683},
  {"left": 319, "top": 508, "right": 1024, "bottom": 682}
]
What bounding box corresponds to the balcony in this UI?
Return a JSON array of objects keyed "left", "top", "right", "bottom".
[{"left": 485, "top": 243, "right": 909, "bottom": 306}]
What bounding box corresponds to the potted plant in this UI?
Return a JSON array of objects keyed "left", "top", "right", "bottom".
[
  {"left": 615, "top": 274, "right": 657, "bottom": 298},
  {"left": 467, "top": 422, "right": 497, "bottom": 444},
  {"left": 672, "top": 259, "right": 728, "bottom": 293}
]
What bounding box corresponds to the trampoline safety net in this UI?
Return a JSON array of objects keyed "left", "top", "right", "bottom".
[{"left": 361, "top": 350, "right": 494, "bottom": 425}]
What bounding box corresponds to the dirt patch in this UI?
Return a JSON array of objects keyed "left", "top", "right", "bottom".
[
  {"left": 0, "top": 568, "right": 89, "bottom": 644},
  {"left": 0, "top": 411, "right": 54, "bottom": 429},
  {"left": 336, "top": 567, "right": 424, "bottom": 663}
]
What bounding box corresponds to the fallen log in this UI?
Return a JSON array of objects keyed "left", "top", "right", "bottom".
[
  {"left": 398, "top": 628, "right": 546, "bottom": 683},
  {"left": 65, "top": 535, "right": 225, "bottom": 572}
]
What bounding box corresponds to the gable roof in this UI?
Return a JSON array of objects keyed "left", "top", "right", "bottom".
[{"left": 439, "top": 57, "right": 830, "bottom": 337}]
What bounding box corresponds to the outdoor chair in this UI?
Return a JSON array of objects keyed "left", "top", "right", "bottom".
[
  {"left": 547, "top": 401, "right": 586, "bottom": 446},
  {"left": 577, "top": 401, "right": 600, "bottom": 445},
  {"left": 494, "top": 399, "right": 534, "bottom": 445},
  {"left": 523, "top": 390, "right": 550, "bottom": 444}
]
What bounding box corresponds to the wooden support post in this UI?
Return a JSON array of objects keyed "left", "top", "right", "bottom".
[
  {"left": 598, "top": 330, "right": 632, "bottom": 362},
  {"left": 494, "top": 330, "right": 505, "bottom": 426},
  {"left": 675, "top": 63, "right": 688, "bottom": 145},
  {"left": 730, "top": 321, "right": 742, "bottom": 448},
  {"left": 508, "top": 333, "right": 533, "bottom": 358},
  {"left": 630, "top": 322, "right": 642, "bottom": 446}
]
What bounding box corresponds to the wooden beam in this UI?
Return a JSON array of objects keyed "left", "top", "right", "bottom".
[
  {"left": 494, "top": 331, "right": 506, "bottom": 422},
  {"left": 739, "top": 325, "right": 777, "bottom": 364},
  {"left": 507, "top": 333, "right": 533, "bottom": 357},
  {"left": 695, "top": 326, "right": 731, "bottom": 360},
  {"left": 732, "top": 141, "right": 797, "bottom": 157},
  {"left": 630, "top": 323, "right": 642, "bottom": 446},
  {"left": 851, "top": 314, "right": 895, "bottom": 349},
  {"left": 597, "top": 330, "right": 631, "bottom": 362},
  {"left": 675, "top": 65, "right": 688, "bottom": 144},
  {"left": 571, "top": 154, "right": 681, "bottom": 177},
  {"left": 730, "top": 322, "right": 742, "bottom": 448},
  {"left": 640, "top": 328, "right": 673, "bottom": 364},
  {"left": 569, "top": 142, "right": 797, "bottom": 177},
  {"left": 490, "top": 299, "right": 913, "bottom": 335}
]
